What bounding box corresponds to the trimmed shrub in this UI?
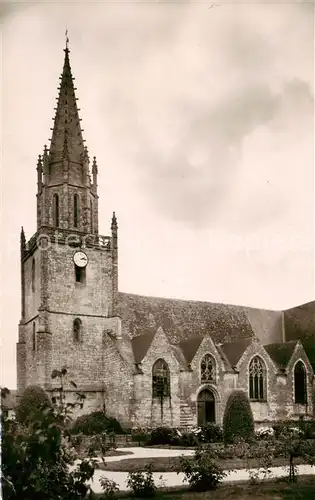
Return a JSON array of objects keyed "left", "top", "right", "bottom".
[
  {"left": 71, "top": 411, "right": 125, "bottom": 435},
  {"left": 200, "top": 423, "right": 223, "bottom": 443},
  {"left": 15, "top": 385, "right": 51, "bottom": 424},
  {"left": 223, "top": 390, "right": 254, "bottom": 444},
  {"left": 148, "top": 427, "right": 180, "bottom": 446}
]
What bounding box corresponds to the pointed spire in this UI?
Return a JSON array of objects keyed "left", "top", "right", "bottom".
[
  {"left": 83, "top": 145, "right": 89, "bottom": 162},
  {"left": 48, "top": 42, "right": 86, "bottom": 166},
  {"left": 42, "top": 145, "right": 49, "bottom": 183},
  {"left": 20, "top": 226, "right": 26, "bottom": 254},
  {"left": 37, "top": 154, "right": 43, "bottom": 192},
  {"left": 92, "top": 156, "right": 98, "bottom": 175},
  {"left": 111, "top": 211, "right": 117, "bottom": 231}
]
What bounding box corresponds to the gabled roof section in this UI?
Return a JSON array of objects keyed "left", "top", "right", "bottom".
[
  {"left": 179, "top": 337, "right": 203, "bottom": 363},
  {"left": 264, "top": 341, "right": 298, "bottom": 369},
  {"left": 299, "top": 338, "right": 315, "bottom": 371},
  {"left": 220, "top": 338, "right": 253, "bottom": 367},
  {"left": 114, "top": 336, "right": 135, "bottom": 366},
  {"left": 131, "top": 329, "right": 156, "bottom": 364},
  {"left": 48, "top": 46, "right": 86, "bottom": 167},
  {"left": 170, "top": 344, "right": 188, "bottom": 369}
]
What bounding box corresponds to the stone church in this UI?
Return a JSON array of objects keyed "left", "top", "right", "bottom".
[{"left": 17, "top": 44, "right": 315, "bottom": 429}]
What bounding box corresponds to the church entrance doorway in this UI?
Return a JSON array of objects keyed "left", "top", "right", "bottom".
[{"left": 197, "top": 388, "right": 215, "bottom": 426}]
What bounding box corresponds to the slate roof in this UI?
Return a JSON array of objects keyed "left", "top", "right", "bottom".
[
  {"left": 283, "top": 301, "right": 315, "bottom": 370},
  {"left": 117, "top": 294, "right": 315, "bottom": 370},
  {"left": 264, "top": 341, "right": 298, "bottom": 369},
  {"left": 283, "top": 301, "right": 315, "bottom": 342},
  {"left": 117, "top": 292, "right": 282, "bottom": 345},
  {"left": 179, "top": 337, "right": 204, "bottom": 363},
  {"left": 220, "top": 338, "right": 253, "bottom": 367},
  {"left": 131, "top": 329, "right": 156, "bottom": 364},
  {"left": 300, "top": 338, "right": 315, "bottom": 371}
]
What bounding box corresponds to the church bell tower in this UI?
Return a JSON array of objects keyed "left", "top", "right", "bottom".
[{"left": 17, "top": 40, "right": 120, "bottom": 399}]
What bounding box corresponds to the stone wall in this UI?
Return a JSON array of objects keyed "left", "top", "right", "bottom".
[
  {"left": 45, "top": 242, "right": 112, "bottom": 316},
  {"left": 131, "top": 328, "right": 181, "bottom": 428},
  {"left": 101, "top": 332, "right": 133, "bottom": 428}
]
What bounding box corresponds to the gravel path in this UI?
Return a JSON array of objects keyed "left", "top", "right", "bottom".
[{"left": 88, "top": 447, "right": 315, "bottom": 493}]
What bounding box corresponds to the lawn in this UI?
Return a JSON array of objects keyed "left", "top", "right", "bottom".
[
  {"left": 92, "top": 476, "right": 315, "bottom": 499},
  {"left": 98, "top": 455, "right": 306, "bottom": 472}
]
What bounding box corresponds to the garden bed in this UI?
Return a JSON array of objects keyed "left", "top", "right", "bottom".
[
  {"left": 92, "top": 475, "right": 315, "bottom": 499},
  {"left": 98, "top": 455, "right": 307, "bottom": 472},
  {"left": 100, "top": 450, "right": 133, "bottom": 458}
]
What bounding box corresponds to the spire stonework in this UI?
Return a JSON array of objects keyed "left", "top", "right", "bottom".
[{"left": 36, "top": 44, "right": 99, "bottom": 233}]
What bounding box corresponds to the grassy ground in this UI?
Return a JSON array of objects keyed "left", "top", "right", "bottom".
[
  {"left": 92, "top": 476, "right": 315, "bottom": 499},
  {"left": 102, "top": 450, "right": 133, "bottom": 458},
  {"left": 98, "top": 455, "right": 305, "bottom": 472}
]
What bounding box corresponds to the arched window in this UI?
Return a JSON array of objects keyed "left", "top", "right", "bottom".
[
  {"left": 294, "top": 361, "right": 307, "bottom": 404},
  {"left": 249, "top": 356, "right": 266, "bottom": 401},
  {"left": 73, "top": 194, "right": 79, "bottom": 228},
  {"left": 90, "top": 200, "right": 93, "bottom": 233},
  {"left": 32, "top": 322, "right": 36, "bottom": 351},
  {"left": 201, "top": 354, "right": 215, "bottom": 383},
  {"left": 52, "top": 194, "right": 59, "bottom": 227},
  {"left": 73, "top": 318, "right": 82, "bottom": 343},
  {"left": 152, "top": 359, "right": 170, "bottom": 398},
  {"left": 31, "top": 258, "right": 35, "bottom": 292}
]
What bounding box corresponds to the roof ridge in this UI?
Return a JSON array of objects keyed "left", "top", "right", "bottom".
[{"left": 118, "top": 291, "right": 280, "bottom": 312}]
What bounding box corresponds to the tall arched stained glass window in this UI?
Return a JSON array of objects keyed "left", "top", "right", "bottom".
[
  {"left": 294, "top": 361, "right": 307, "bottom": 404},
  {"left": 152, "top": 359, "right": 170, "bottom": 398},
  {"left": 74, "top": 194, "right": 79, "bottom": 228},
  {"left": 249, "top": 356, "right": 266, "bottom": 401},
  {"left": 31, "top": 258, "right": 35, "bottom": 292},
  {"left": 201, "top": 354, "right": 215, "bottom": 383},
  {"left": 90, "top": 200, "right": 93, "bottom": 233},
  {"left": 53, "top": 194, "right": 59, "bottom": 227},
  {"left": 32, "top": 322, "right": 36, "bottom": 351}
]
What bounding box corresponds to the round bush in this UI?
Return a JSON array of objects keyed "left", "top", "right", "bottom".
[
  {"left": 223, "top": 390, "right": 254, "bottom": 443},
  {"left": 200, "top": 423, "right": 223, "bottom": 443},
  {"left": 71, "top": 411, "right": 125, "bottom": 435},
  {"left": 148, "top": 427, "right": 180, "bottom": 446},
  {"left": 15, "top": 385, "right": 51, "bottom": 424}
]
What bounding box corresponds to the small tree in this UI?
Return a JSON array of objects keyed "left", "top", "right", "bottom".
[
  {"left": 179, "top": 443, "right": 227, "bottom": 491},
  {"left": 126, "top": 464, "right": 157, "bottom": 497},
  {"left": 223, "top": 390, "right": 254, "bottom": 443},
  {"left": 1, "top": 368, "right": 95, "bottom": 500},
  {"left": 15, "top": 385, "right": 51, "bottom": 424},
  {"left": 276, "top": 427, "right": 315, "bottom": 482}
]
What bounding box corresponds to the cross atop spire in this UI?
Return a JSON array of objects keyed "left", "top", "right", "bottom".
[{"left": 65, "top": 28, "right": 69, "bottom": 50}]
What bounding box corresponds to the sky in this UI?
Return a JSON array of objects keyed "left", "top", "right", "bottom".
[{"left": 0, "top": 0, "right": 314, "bottom": 388}]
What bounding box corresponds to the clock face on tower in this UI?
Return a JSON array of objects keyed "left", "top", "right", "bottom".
[{"left": 73, "top": 251, "right": 88, "bottom": 268}]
